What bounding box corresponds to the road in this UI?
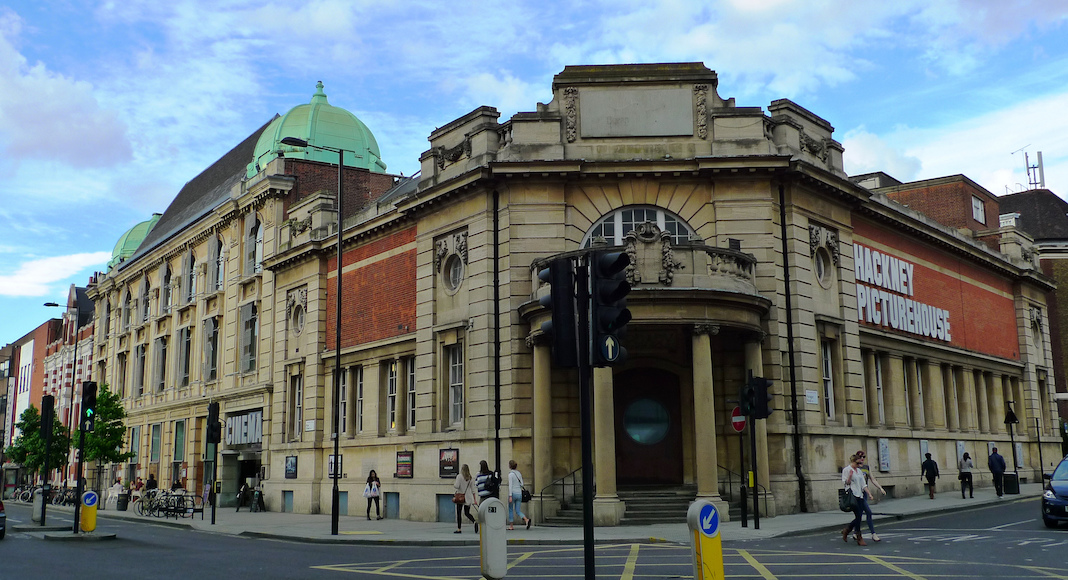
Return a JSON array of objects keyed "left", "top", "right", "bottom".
[{"left": 2, "top": 498, "right": 1065, "bottom": 579}]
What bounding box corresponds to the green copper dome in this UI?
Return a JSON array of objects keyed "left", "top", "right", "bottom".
[
  {"left": 109, "top": 213, "right": 161, "bottom": 269},
  {"left": 246, "top": 81, "right": 387, "bottom": 178}
]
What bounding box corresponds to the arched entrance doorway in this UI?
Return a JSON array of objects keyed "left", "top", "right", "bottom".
[{"left": 614, "top": 368, "right": 683, "bottom": 485}]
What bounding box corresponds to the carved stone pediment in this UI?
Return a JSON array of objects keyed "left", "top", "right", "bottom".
[{"left": 623, "top": 222, "right": 685, "bottom": 286}]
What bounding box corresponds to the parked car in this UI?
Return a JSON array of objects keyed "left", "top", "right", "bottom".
[
  {"left": 1042, "top": 454, "right": 1068, "bottom": 528},
  {"left": 0, "top": 498, "right": 6, "bottom": 540}
]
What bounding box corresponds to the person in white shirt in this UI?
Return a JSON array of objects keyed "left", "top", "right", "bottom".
[
  {"left": 507, "top": 459, "right": 531, "bottom": 530},
  {"left": 841, "top": 453, "right": 875, "bottom": 546}
]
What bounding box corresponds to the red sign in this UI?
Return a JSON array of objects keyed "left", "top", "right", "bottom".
[{"left": 731, "top": 407, "right": 746, "bottom": 433}]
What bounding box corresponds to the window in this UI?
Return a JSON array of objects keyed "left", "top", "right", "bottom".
[
  {"left": 339, "top": 368, "right": 348, "bottom": 435},
  {"left": 161, "top": 264, "right": 172, "bottom": 313},
  {"left": 154, "top": 337, "right": 168, "bottom": 391},
  {"left": 821, "top": 339, "right": 835, "bottom": 419},
  {"left": 387, "top": 361, "right": 398, "bottom": 431},
  {"left": 874, "top": 355, "right": 885, "bottom": 424},
  {"left": 355, "top": 366, "right": 364, "bottom": 433},
  {"left": 182, "top": 250, "right": 196, "bottom": 304},
  {"left": 150, "top": 423, "right": 162, "bottom": 463},
  {"left": 241, "top": 303, "right": 258, "bottom": 372},
  {"left": 245, "top": 214, "right": 264, "bottom": 275},
  {"left": 207, "top": 236, "right": 225, "bottom": 292},
  {"left": 123, "top": 292, "right": 132, "bottom": 331},
  {"left": 135, "top": 344, "right": 147, "bottom": 396},
  {"left": 104, "top": 301, "right": 112, "bottom": 335},
  {"left": 116, "top": 352, "right": 128, "bottom": 398},
  {"left": 971, "top": 195, "right": 986, "bottom": 224},
  {"left": 814, "top": 248, "right": 833, "bottom": 289},
  {"left": 173, "top": 420, "right": 185, "bottom": 460},
  {"left": 203, "top": 317, "right": 218, "bottom": 382},
  {"left": 178, "top": 327, "right": 192, "bottom": 387},
  {"left": 288, "top": 373, "right": 303, "bottom": 441},
  {"left": 140, "top": 277, "right": 151, "bottom": 322},
  {"left": 128, "top": 426, "right": 141, "bottom": 464},
  {"left": 583, "top": 205, "right": 695, "bottom": 247},
  {"left": 915, "top": 361, "right": 926, "bottom": 428},
  {"left": 447, "top": 344, "right": 464, "bottom": 426},
  {"left": 443, "top": 255, "right": 464, "bottom": 293},
  {"left": 406, "top": 357, "right": 416, "bottom": 430}
]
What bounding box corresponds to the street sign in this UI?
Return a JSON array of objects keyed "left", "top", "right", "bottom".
[
  {"left": 731, "top": 407, "right": 746, "bottom": 433},
  {"left": 82, "top": 491, "right": 98, "bottom": 508},
  {"left": 599, "top": 335, "right": 622, "bottom": 363},
  {"left": 698, "top": 503, "right": 720, "bottom": 537},
  {"left": 687, "top": 500, "right": 725, "bottom": 580}
]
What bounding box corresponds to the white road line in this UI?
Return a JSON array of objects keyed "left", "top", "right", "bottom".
[{"left": 988, "top": 519, "right": 1034, "bottom": 530}]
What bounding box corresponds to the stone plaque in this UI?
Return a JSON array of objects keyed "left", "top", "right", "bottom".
[{"left": 580, "top": 88, "right": 694, "bottom": 137}]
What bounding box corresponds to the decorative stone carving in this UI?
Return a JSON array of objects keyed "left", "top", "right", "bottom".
[
  {"left": 454, "top": 232, "right": 468, "bottom": 264},
  {"left": 435, "top": 239, "right": 449, "bottom": 273},
  {"left": 1030, "top": 307, "right": 1043, "bottom": 331},
  {"left": 694, "top": 84, "right": 708, "bottom": 140},
  {"left": 525, "top": 332, "right": 550, "bottom": 349},
  {"left": 694, "top": 323, "right": 720, "bottom": 336},
  {"left": 433, "top": 138, "right": 472, "bottom": 169},
  {"left": 285, "top": 287, "right": 308, "bottom": 320},
  {"left": 435, "top": 231, "right": 469, "bottom": 272},
  {"left": 564, "top": 87, "right": 578, "bottom": 143},
  {"left": 799, "top": 129, "right": 828, "bottom": 162},
  {"left": 809, "top": 224, "right": 840, "bottom": 265},
  {"left": 285, "top": 217, "right": 312, "bottom": 236},
  {"left": 622, "top": 222, "right": 685, "bottom": 286}
]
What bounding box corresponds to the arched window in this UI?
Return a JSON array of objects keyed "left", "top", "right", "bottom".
[
  {"left": 140, "top": 276, "right": 151, "bottom": 322},
  {"left": 123, "top": 291, "right": 132, "bottom": 331},
  {"left": 207, "top": 235, "right": 225, "bottom": 291},
  {"left": 582, "top": 205, "right": 695, "bottom": 247},
  {"left": 161, "top": 263, "right": 172, "bottom": 313}
]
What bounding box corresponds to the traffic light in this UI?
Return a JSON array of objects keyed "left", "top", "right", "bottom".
[
  {"left": 740, "top": 382, "right": 755, "bottom": 416},
  {"left": 538, "top": 258, "right": 579, "bottom": 368},
  {"left": 40, "top": 395, "right": 55, "bottom": 438},
  {"left": 206, "top": 401, "right": 222, "bottom": 444},
  {"left": 750, "top": 376, "right": 774, "bottom": 419},
  {"left": 81, "top": 381, "right": 97, "bottom": 432},
  {"left": 590, "top": 251, "right": 632, "bottom": 366}
]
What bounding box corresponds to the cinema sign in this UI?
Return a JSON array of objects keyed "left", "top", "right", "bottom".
[
  {"left": 225, "top": 409, "right": 263, "bottom": 446},
  {"left": 854, "top": 243, "right": 951, "bottom": 342}
]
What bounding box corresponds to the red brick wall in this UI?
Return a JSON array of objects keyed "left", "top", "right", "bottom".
[
  {"left": 884, "top": 180, "right": 999, "bottom": 233},
  {"left": 325, "top": 226, "right": 417, "bottom": 348},
  {"left": 283, "top": 160, "right": 398, "bottom": 218},
  {"left": 854, "top": 219, "right": 1019, "bottom": 360}
]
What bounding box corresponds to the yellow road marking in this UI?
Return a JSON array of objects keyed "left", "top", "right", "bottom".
[
  {"left": 1020, "top": 565, "right": 1068, "bottom": 580},
  {"left": 507, "top": 551, "right": 533, "bottom": 570},
  {"left": 620, "top": 544, "right": 640, "bottom": 580},
  {"left": 865, "top": 556, "right": 929, "bottom": 580},
  {"left": 738, "top": 549, "right": 778, "bottom": 580}
]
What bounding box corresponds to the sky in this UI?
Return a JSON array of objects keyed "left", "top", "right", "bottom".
[{"left": 1, "top": 0, "right": 1067, "bottom": 346}]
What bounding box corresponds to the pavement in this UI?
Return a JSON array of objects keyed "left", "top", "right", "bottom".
[{"left": 17, "top": 483, "right": 1045, "bottom": 545}]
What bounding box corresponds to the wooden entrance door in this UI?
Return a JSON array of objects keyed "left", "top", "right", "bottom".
[{"left": 614, "top": 368, "right": 683, "bottom": 485}]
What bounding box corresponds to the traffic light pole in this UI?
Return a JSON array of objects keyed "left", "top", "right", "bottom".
[
  {"left": 576, "top": 257, "right": 596, "bottom": 580},
  {"left": 749, "top": 413, "right": 759, "bottom": 530},
  {"left": 73, "top": 413, "right": 86, "bottom": 534}
]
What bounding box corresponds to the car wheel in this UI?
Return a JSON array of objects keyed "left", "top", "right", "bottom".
[
  {"left": 0, "top": 527, "right": 5, "bottom": 540},
  {"left": 1043, "top": 517, "right": 1058, "bottom": 529}
]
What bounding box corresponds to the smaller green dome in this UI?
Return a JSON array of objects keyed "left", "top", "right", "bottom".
[
  {"left": 247, "top": 81, "right": 387, "bottom": 178},
  {"left": 109, "top": 214, "right": 161, "bottom": 269}
]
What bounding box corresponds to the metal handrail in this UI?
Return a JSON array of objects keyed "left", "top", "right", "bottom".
[
  {"left": 537, "top": 467, "right": 592, "bottom": 523},
  {"left": 718, "top": 464, "right": 769, "bottom": 516}
]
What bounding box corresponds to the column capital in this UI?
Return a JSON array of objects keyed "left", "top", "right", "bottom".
[
  {"left": 525, "top": 332, "right": 550, "bottom": 349},
  {"left": 693, "top": 323, "right": 720, "bottom": 337}
]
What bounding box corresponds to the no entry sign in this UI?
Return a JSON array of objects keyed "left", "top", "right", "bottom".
[{"left": 731, "top": 406, "right": 746, "bottom": 433}]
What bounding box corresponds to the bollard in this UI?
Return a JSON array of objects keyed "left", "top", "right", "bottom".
[
  {"left": 477, "top": 497, "right": 508, "bottom": 580},
  {"left": 687, "top": 500, "right": 725, "bottom": 580},
  {"left": 80, "top": 491, "right": 99, "bottom": 533}
]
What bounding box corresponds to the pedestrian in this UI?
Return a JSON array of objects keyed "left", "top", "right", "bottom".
[
  {"left": 236, "top": 480, "right": 251, "bottom": 512},
  {"left": 841, "top": 453, "right": 874, "bottom": 546},
  {"left": 145, "top": 474, "right": 158, "bottom": 491},
  {"left": 920, "top": 452, "right": 940, "bottom": 499},
  {"left": 364, "top": 469, "right": 383, "bottom": 520},
  {"left": 958, "top": 452, "right": 974, "bottom": 498},
  {"left": 851, "top": 450, "right": 881, "bottom": 540},
  {"left": 507, "top": 459, "right": 531, "bottom": 531},
  {"left": 476, "top": 460, "right": 500, "bottom": 500},
  {"left": 133, "top": 477, "right": 144, "bottom": 492},
  {"left": 171, "top": 478, "right": 185, "bottom": 491},
  {"left": 988, "top": 447, "right": 1007, "bottom": 498},
  {"left": 453, "top": 464, "right": 478, "bottom": 534}
]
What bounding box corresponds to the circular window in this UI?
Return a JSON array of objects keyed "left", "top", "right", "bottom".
[
  {"left": 290, "top": 304, "right": 305, "bottom": 336},
  {"left": 443, "top": 254, "right": 464, "bottom": 294},
  {"left": 814, "top": 248, "right": 833, "bottom": 289},
  {"left": 623, "top": 398, "right": 670, "bottom": 445}
]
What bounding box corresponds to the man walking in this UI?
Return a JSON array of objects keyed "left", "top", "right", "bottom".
[
  {"left": 988, "top": 447, "right": 1007, "bottom": 498},
  {"left": 920, "top": 453, "right": 939, "bottom": 499}
]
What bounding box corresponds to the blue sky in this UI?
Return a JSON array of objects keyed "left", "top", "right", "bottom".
[{"left": 1, "top": 0, "right": 1067, "bottom": 346}]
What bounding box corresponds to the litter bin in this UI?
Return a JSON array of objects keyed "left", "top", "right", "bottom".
[
  {"left": 117, "top": 492, "right": 130, "bottom": 511},
  {"left": 1003, "top": 473, "right": 1020, "bottom": 495}
]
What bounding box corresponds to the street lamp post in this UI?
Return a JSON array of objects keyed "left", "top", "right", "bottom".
[{"left": 279, "top": 136, "right": 356, "bottom": 536}]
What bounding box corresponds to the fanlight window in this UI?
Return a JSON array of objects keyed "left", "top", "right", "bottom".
[{"left": 582, "top": 206, "right": 695, "bottom": 247}]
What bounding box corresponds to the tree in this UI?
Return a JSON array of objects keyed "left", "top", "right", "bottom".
[
  {"left": 4, "top": 405, "right": 72, "bottom": 478},
  {"left": 84, "top": 384, "right": 133, "bottom": 465}
]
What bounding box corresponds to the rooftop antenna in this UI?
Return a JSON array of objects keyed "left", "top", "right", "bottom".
[{"left": 1012, "top": 145, "right": 1046, "bottom": 190}]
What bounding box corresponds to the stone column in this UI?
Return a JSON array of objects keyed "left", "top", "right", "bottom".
[
  {"left": 692, "top": 324, "right": 729, "bottom": 519},
  {"left": 905, "top": 358, "right": 923, "bottom": 428},
  {"left": 960, "top": 368, "right": 977, "bottom": 432},
  {"left": 745, "top": 337, "right": 776, "bottom": 517},
  {"left": 943, "top": 366, "right": 959, "bottom": 431},
  {"left": 922, "top": 360, "right": 944, "bottom": 430},
  {"left": 863, "top": 351, "right": 879, "bottom": 426},
  {"left": 886, "top": 354, "right": 908, "bottom": 427},
  {"left": 592, "top": 365, "right": 623, "bottom": 525},
  {"left": 993, "top": 375, "right": 1007, "bottom": 434},
  {"left": 529, "top": 334, "right": 554, "bottom": 520},
  {"left": 976, "top": 371, "right": 990, "bottom": 433}
]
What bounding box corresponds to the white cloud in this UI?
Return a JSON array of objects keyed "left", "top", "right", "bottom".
[
  {"left": 0, "top": 9, "right": 132, "bottom": 168},
  {"left": 458, "top": 72, "right": 547, "bottom": 118},
  {"left": 842, "top": 128, "right": 922, "bottom": 181},
  {"left": 0, "top": 252, "right": 111, "bottom": 297}
]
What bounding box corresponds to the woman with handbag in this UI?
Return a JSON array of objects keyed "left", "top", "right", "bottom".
[
  {"left": 453, "top": 464, "right": 478, "bottom": 534},
  {"left": 841, "top": 453, "right": 873, "bottom": 546},
  {"left": 958, "top": 452, "right": 974, "bottom": 499},
  {"left": 364, "top": 470, "right": 383, "bottom": 520},
  {"left": 507, "top": 459, "right": 531, "bottom": 530}
]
